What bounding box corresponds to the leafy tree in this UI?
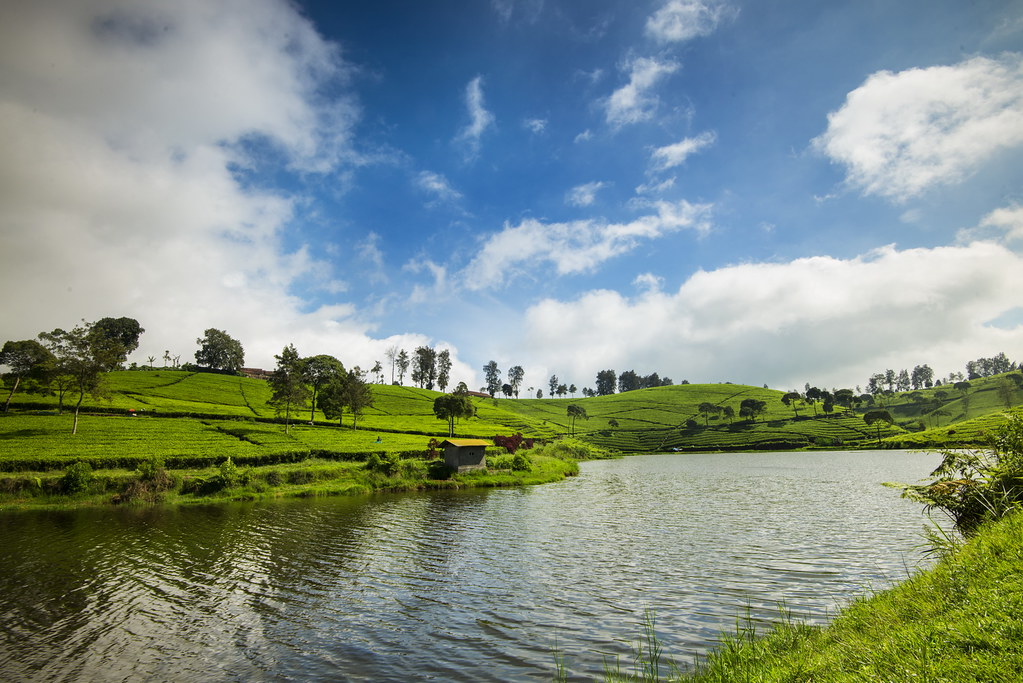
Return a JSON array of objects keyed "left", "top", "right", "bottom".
[
  {"left": 567, "top": 404, "right": 588, "bottom": 436},
  {"left": 320, "top": 367, "right": 374, "bottom": 429},
  {"left": 617, "top": 369, "right": 640, "bottom": 393},
  {"left": 864, "top": 409, "right": 894, "bottom": 446},
  {"left": 780, "top": 391, "right": 802, "bottom": 417},
  {"left": 371, "top": 360, "right": 383, "bottom": 384},
  {"left": 301, "top": 354, "right": 345, "bottom": 424},
  {"left": 396, "top": 349, "right": 410, "bottom": 385},
  {"left": 146, "top": 355, "right": 156, "bottom": 368},
  {"left": 911, "top": 364, "right": 934, "bottom": 390},
  {"left": 267, "top": 344, "right": 309, "bottom": 434},
  {"left": 1, "top": 339, "right": 53, "bottom": 412},
  {"left": 833, "top": 389, "right": 855, "bottom": 411},
  {"left": 805, "top": 386, "right": 822, "bottom": 416},
  {"left": 595, "top": 369, "right": 616, "bottom": 396},
  {"left": 479, "top": 360, "right": 499, "bottom": 397},
  {"left": 437, "top": 350, "right": 452, "bottom": 392},
  {"left": 194, "top": 329, "right": 244, "bottom": 373},
  {"left": 433, "top": 393, "right": 475, "bottom": 437},
  {"left": 548, "top": 374, "right": 559, "bottom": 399},
  {"left": 501, "top": 383, "right": 513, "bottom": 397},
  {"left": 508, "top": 365, "right": 525, "bottom": 398},
  {"left": 39, "top": 321, "right": 125, "bottom": 434},
  {"left": 536, "top": 388, "right": 543, "bottom": 399},
  {"left": 721, "top": 405, "right": 735, "bottom": 423},
  {"left": 698, "top": 401, "right": 720, "bottom": 424},
  {"left": 91, "top": 317, "right": 144, "bottom": 369},
  {"left": 739, "top": 398, "right": 767, "bottom": 423},
  {"left": 884, "top": 369, "right": 896, "bottom": 392},
  {"left": 569, "top": 383, "right": 577, "bottom": 397},
  {"left": 896, "top": 369, "right": 911, "bottom": 392},
  {"left": 412, "top": 346, "right": 437, "bottom": 389},
  {"left": 557, "top": 383, "right": 567, "bottom": 398}
]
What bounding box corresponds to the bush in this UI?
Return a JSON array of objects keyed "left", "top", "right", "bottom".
[
  {"left": 511, "top": 453, "right": 532, "bottom": 471},
  {"left": 892, "top": 413, "right": 1023, "bottom": 537},
  {"left": 60, "top": 461, "right": 94, "bottom": 495}
]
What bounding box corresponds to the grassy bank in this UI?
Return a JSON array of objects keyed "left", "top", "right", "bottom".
[{"left": 665, "top": 509, "right": 1023, "bottom": 682}]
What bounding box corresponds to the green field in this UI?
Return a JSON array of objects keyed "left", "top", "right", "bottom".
[{"left": 2, "top": 368, "right": 1022, "bottom": 509}]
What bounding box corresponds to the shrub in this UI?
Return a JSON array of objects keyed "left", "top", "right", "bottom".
[
  {"left": 891, "top": 413, "right": 1023, "bottom": 537},
  {"left": 511, "top": 453, "right": 531, "bottom": 471},
  {"left": 60, "top": 461, "right": 94, "bottom": 495}
]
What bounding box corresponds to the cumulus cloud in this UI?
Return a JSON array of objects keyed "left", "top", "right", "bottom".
[
  {"left": 0, "top": 0, "right": 455, "bottom": 372},
  {"left": 605, "top": 57, "right": 680, "bottom": 127},
  {"left": 650, "top": 131, "right": 716, "bottom": 171},
  {"left": 523, "top": 118, "right": 548, "bottom": 134},
  {"left": 566, "top": 181, "right": 609, "bottom": 207},
  {"left": 515, "top": 241, "right": 1023, "bottom": 390},
  {"left": 455, "top": 75, "right": 495, "bottom": 160},
  {"left": 957, "top": 203, "right": 1023, "bottom": 244},
  {"left": 462, "top": 199, "right": 712, "bottom": 290},
  {"left": 814, "top": 55, "right": 1023, "bottom": 202},
  {"left": 646, "top": 0, "right": 733, "bottom": 43}
]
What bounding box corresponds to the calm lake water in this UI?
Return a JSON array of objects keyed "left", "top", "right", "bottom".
[{"left": 0, "top": 451, "right": 942, "bottom": 681}]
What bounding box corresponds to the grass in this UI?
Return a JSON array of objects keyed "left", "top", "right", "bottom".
[{"left": 672, "top": 509, "right": 1023, "bottom": 682}]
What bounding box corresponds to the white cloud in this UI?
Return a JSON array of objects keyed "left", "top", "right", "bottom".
[
  {"left": 636, "top": 177, "right": 677, "bottom": 195},
  {"left": 566, "top": 181, "right": 609, "bottom": 207},
  {"left": 455, "top": 75, "right": 495, "bottom": 160},
  {"left": 646, "top": 0, "right": 733, "bottom": 44},
  {"left": 462, "top": 199, "right": 713, "bottom": 290},
  {"left": 415, "top": 170, "right": 463, "bottom": 204},
  {"left": 574, "top": 129, "right": 594, "bottom": 143},
  {"left": 605, "top": 57, "right": 680, "bottom": 127},
  {"left": 0, "top": 0, "right": 453, "bottom": 372},
  {"left": 514, "top": 241, "right": 1023, "bottom": 389},
  {"left": 957, "top": 203, "right": 1023, "bottom": 244},
  {"left": 650, "top": 131, "right": 716, "bottom": 170},
  {"left": 523, "top": 117, "right": 548, "bottom": 134},
  {"left": 814, "top": 55, "right": 1023, "bottom": 202}
]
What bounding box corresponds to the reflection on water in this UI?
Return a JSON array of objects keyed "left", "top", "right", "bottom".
[{"left": 0, "top": 451, "right": 940, "bottom": 681}]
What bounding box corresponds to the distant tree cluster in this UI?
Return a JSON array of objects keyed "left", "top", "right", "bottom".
[
  {"left": 582, "top": 369, "right": 674, "bottom": 397},
  {"left": 865, "top": 353, "right": 1016, "bottom": 394}
]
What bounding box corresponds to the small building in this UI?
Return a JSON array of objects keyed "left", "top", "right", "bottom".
[{"left": 442, "top": 438, "right": 488, "bottom": 473}]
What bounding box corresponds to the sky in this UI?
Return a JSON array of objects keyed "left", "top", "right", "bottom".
[{"left": 2, "top": 0, "right": 1023, "bottom": 394}]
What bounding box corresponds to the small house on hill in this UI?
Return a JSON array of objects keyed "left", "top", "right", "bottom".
[{"left": 442, "top": 439, "right": 488, "bottom": 473}]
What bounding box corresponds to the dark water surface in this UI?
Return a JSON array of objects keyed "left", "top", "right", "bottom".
[{"left": 0, "top": 451, "right": 941, "bottom": 681}]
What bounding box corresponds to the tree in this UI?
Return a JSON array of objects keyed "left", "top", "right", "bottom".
[
  {"left": 301, "top": 354, "right": 345, "bottom": 424},
  {"left": 739, "top": 398, "right": 767, "bottom": 422},
  {"left": 864, "top": 410, "right": 894, "bottom": 447},
  {"left": 557, "top": 383, "right": 567, "bottom": 398},
  {"left": 396, "top": 349, "right": 410, "bottom": 385},
  {"left": 195, "top": 329, "right": 244, "bottom": 373},
  {"left": 433, "top": 393, "right": 475, "bottom": 437},
  {"left": 896, "top": 369, "right": 911, "bottom": 392},
  {"left": 501, "top": 383, "right": 513, "bottom": 397},
  {"left": 608, "top": 418, "right": 619, "bottom": 429},
  {"left": 548, "top": 374, "right": 559, "bottom": 399},
  {"left": 39, "top": 321, "right": 125, "bottom": 434},
  {"left": 267, "top": 344, "right": 309, "bottom": 434},
  {"left": 508, "top": 365, "right": 525, "bottom": 398},
  {"left": 480, "top": 360, "right": 500, "bottom": 397},
  {"left": 1, "top": 339, "right": 54, "bottom": 412},
  {"left": 781, "top": 391, "right": 802, "bottom": 417},
  {"left": 595, "top": 369, "right": 616, "bottom": 396},
  {"left": 412, "top": 346, "right": 437, "bottom": 389},
  {"left": 911, "top": 364, "right": 934, "bottom": 390},
  {"left": 567, "top": 404, "right": 588, "bottom": 436},
  {"left": 721, "top": 405, "right": 735, "bottom": 423},
  {"left": 618, "top": 370, "right": 641, "bottom": 393},
  {"left": 698, "top": 402, "right": 719, "bottom": 425},
  {"left": 536, "top": 388, "right": 543, "bottom": 399},
  {"left": 371, "top": 361, "right": 384, "bottom": 385},
  {"left": 385, "top": 345, "right": 399, "bottom": 384},
  {"left": 319, "top": 367, "right": 374, "bottom": 430},
  {"left": 146, "top": 355, "right": 156, "bottom": 368},
  {"left": 436, "top": 350, "right": 452, "bottom": 392},
  {"left": 569, "top": 383, "right": 577, "bottom": 397},
  {"left": 92, "top": 317, "right": 144, "bottom": 370},
  {"left": 805, "top": 386, "right": 822, "bottom": 416}
]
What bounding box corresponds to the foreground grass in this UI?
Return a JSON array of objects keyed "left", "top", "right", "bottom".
[{"left": 597, "top": 510, "right": 1023, "bottom": 682}]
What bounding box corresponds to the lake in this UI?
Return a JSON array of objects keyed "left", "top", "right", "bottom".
[{"left": 0, "top": 450, "right": 941, "bottom": 681}]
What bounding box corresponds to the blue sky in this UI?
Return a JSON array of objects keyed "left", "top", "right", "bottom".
[{"left": 2, "top": 0, "right": 1022, "bottom": 392}]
